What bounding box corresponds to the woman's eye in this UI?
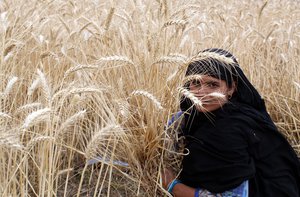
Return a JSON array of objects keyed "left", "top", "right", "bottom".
[
  {"left": 207, "top": 82, "right": 219, "bottom": 88},
  {"left": 191, "top": 80, "right": 201, "bottom": 87}
]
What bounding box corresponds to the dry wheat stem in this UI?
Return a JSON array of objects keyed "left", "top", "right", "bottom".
[{"left": 0, "top": 0, "right": 299, "bottom": 196}]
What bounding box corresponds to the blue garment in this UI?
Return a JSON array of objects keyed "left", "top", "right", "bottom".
[
  {"left": 221, "top": 180, "right": 248, "bottom": 197},
  {"left": 195, "top": 181, "right": 248, "bottom": 197},
  {"left": 167, "top": 111, "right": 183, "bottom": 127}
]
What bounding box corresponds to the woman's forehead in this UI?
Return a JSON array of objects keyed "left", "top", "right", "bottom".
[
  {"left": 200, "top": 75, "right": 222, "bottom": 82},
  {"left": 185, "top": 74, "right": 223, "bottom": 83}
]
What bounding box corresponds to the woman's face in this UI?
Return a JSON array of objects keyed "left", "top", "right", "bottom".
[{"left": 189, "top": 75, "right": 235, "bottom": 112}]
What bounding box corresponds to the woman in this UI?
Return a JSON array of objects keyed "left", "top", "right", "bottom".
[{"left": 162, "top": 48, "right": 300, "bottom": 196}]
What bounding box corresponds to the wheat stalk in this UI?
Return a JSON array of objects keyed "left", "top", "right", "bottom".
[
  {"left": 258, "top": 1, "right": 269, "bottom": 19},
  {"left": 131, "top": 90, "right": 163, "bottom": 110}
]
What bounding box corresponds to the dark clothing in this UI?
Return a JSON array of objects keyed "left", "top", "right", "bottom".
[
  {"left": 179, "top": 101, "right": 300, "bottom": 196},
  {"left": 178, "top": 48, "right": 300, "bottom": 196}
]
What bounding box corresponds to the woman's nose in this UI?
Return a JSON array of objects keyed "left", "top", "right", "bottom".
[{"left": 196, "top": 86, "right": 210, "bottom": 94}]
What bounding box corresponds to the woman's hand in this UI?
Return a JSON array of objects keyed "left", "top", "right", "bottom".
[
  {"left": 161, "top": 168, "right": 176, "bottom": 189},
  {"left": 161, "top": 168, "right": 196, "bottom": 197}
]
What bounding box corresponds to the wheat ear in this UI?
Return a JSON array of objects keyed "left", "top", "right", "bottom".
[
  {"left": 64, "top": 64, "right": 99, "bottom": 78},
  {"left": 178, "top": 87, "right": 202, "bottom": 107},
  {"left": 28, "top": 78, "right": 41, "bottom": 96},
  {"left": 192, "top": 51, "right": 235, "bottom": 65},
  {"left": 22, "top": 108, "right": 51, "bottom": 129},
  {"left": 163, "top": 20, "right": 187, "bottom": 28},
  {"left": 85, "top": 125, "right": 122, "bottom": 159},
  {"left": 58, "top": 110, "right": 86, "bottom": 131},
  {"left": 27, "top": 136, "right": 55, "bottom": 149},
  {"left": 0, "top": 137, "right": 23, "bottom": 150},
  {"left": 37, "top": 69, "right": 51, "bottom": 104},
  {"left": 131, "top": 90, "right": 163, "bottom": 110},
  {"left": 16, "top": 103, "right": 43, "bottom": 113},
  {"left": 206, "top": 92, "right": 226, "bottom": 99},
  {"left": 3, "top": 76, "right": 18, "bottom": 96},
  {"left": 52, "top": 87, "right": 106, "bottom": 102},
  {"left": 153, "top": 56, "right": 187, "bottom": 65},
  {"left": 0, "top": 112, "right": 12, "bottom": 119},
  {"left": 182, "top": 74, "right": 203, "bottom": 84},
  {"left": 96, "top": 56, "right": 134, "bottom": 66},
  {"left": 293, "top": 81, "right": 300, "bottom": 90},
  {"left": 104, "top": 7, "right": 115, "bottom": 30}
]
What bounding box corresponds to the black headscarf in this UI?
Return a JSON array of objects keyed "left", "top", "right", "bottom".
[{"left": 179, "top": 48, "right": 300, "bottom": 196}]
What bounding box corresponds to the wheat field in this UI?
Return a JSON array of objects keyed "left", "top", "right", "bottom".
[{"left": 0, "top": 0, "right": 299, "bottom": 196}]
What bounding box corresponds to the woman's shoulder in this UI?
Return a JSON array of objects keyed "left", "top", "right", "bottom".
[{"left": 215, "top": 103, "right": 260, "bottom": 128}]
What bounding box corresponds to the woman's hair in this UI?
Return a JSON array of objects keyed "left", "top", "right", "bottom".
[{"left": 185, "top": 48, "right": 239, "bottom": 88}]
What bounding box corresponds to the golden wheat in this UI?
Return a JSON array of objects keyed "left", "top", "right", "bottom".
[
  {"left": 0, "top": 0, "right": 299, "bottom": 196},
  {"left": 22, "top": 108, "right": 51, "bottom": 129},
  {"left": 131, "top": 90, "right": 164, "bottom": 110}
]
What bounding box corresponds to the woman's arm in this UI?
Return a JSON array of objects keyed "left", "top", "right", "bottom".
[
  {"left": 162, "top": 168, "right": 196, "bottom": 197},
  {"left": 172, "top": 183, "right": 196, "bottom": 197}
]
